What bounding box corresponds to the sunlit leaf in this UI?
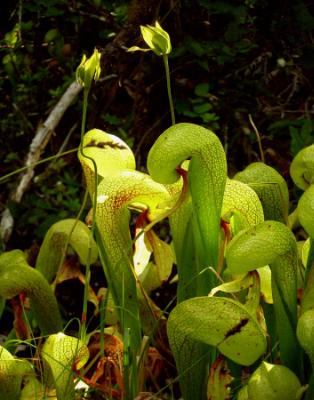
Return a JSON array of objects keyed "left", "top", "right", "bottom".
[
  {"left": 167, "top": 296, "right": 266, "bottom": 399},
  {"left": 0, "top": 346, "right": 33, "bottom": 400},
  {"left": 36, "top": 219, "right": 98, "bottom": 283},
  {"left": 248, "top": 362, "right": 301, "bottom": 400},
  {"left": 42, "top": 333, "right": 89, "bottom": 400},
  {"left": 234, "top": 162, "right": 289, "bottom": 223}
]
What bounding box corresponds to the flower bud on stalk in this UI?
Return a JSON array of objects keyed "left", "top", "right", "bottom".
[
  {"left": 128, "top": 21, "right": 172, "bottom": 56},
  {"left": 76, "top": 48, "right": 101, "bottom": 89}
]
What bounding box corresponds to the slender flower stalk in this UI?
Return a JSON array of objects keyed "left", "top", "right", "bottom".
[
  {"left": 0, "top": 148, "right": 78, "bottom": 184},
  {"left": 76, "top": 48, "right": 102, "bottom": 341},
  {"left": 128, "top": 21, "right": 175, "bottom": 125},
  {"left": 163, "top": 54, "right": 175, "bottom": 125}
]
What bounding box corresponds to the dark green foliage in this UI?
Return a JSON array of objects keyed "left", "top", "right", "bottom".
[
  {"left": 268, "top": 119, "right": 314, "bottom": 157},
  {"left": 1, "top": 0, "right": 314, "bottom": 247},
  {"left": 10, "top": 161, "right": 82, "bottom": 242}
]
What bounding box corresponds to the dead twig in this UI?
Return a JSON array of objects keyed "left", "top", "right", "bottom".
[
  {"left": 0, "top": 80, "right": 82, "bottom": 244},
  {"left": 248, "top": 114, "right": 265, "bottom": 163}
]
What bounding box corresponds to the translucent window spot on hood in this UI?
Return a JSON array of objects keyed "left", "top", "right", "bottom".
[{"left": 97, "top": 194, "right": 109, "bottom": 203}]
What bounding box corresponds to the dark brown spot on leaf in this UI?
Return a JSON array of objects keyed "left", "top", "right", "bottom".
[{"left": 224, "top": 318, "right": 249, "bottom": 339}]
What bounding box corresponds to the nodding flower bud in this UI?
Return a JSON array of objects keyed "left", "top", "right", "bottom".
[
  {"left": 128, "top": 21, "right": 172, "bottom": 56},
  {"left": 76, "top": 48, "right": 101, "bottom": 89}
]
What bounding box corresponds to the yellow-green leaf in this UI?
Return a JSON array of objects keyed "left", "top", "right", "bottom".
[
  {"left": 42, "top": 333, "right": 89, "bottom": 400},
  {"left": 36, "top": 219, "right": 98, "bottom": 283},
  {"left": 248, "top": 362, "right": 301, "bottom": 400}
]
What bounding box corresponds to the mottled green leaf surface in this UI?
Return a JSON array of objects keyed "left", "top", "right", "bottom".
[
  {"left": 234, "top": 162, "right": 289, "bottom": 223},
  {"left": 78, "top": 129, "right": 136, "bottom": 196},
  {"left": 248, "top": 362, "right": 301, "bottom": 400},
  {"left": 0, "top": 250, "right": 62, "bottom": 334},
  {"left": 168, "top": 297, "right": 266, "bottom": 399},
  {"left": 42, "top": 332, "right": 89, "bottom": 400},
  {"left": 36, "top": 218, "right": 98, "bottom": 282},
  {"left": 226, "top": 221, "right": 300, "bottom": 373},
  {"left": 0, "top": 346, "right": 33, "bottom": 400},
  {"left": 222, "top": 178, "right": 264, "bottom": 232},
  {"left": 148, "top": 122, "right": 227, "bottom": 279},
  {"left": 290, "top": 143, "right": 314, "bottom": 190},
  {"left": 298, "top": 185, "right": 314, "bottom": 238}
]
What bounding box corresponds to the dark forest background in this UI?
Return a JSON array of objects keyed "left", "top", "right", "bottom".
[{"left": 1, "top": 0, "right": 314, "bottom": 248}]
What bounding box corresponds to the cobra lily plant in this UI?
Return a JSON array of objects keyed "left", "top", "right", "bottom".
[{"left": 0, "top": 25, "right": 313, "bottom": 400}]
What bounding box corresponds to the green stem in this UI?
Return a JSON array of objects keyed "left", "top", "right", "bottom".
[
  {"left": 0, "top": 148, "right": 78, "bottom": 184},
  {"left": 163, "top": 55, "right": 175, "bottom": 125},
  {"left": 99, "top": 290, "right": 108, "bottom": 358},
  {"left": 171, "top": 210, "right": 197, "bottom": 302},
  {"left": 79, "top": 88, "right": 99, "bottom": 342}
]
